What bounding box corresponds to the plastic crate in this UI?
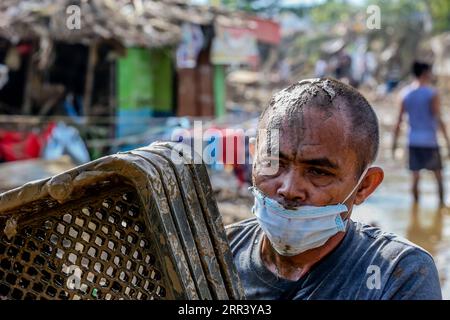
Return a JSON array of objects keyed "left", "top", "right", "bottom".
[{"left": 0, "top": 142, "right": 244, "bottom": 300}]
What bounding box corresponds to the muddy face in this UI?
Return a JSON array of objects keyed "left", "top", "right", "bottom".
[{"left": 253, "top": 105, "right": 362, "bottom": 212}]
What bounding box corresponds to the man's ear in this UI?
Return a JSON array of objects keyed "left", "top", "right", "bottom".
[{"left": 354, "top": 166, "right": 384, "bottom": 205}]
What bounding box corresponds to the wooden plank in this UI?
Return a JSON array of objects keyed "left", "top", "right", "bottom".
[
  {"left": 197, "top": 50, "right": 214, "bottom": 117},
  {"left": 83, "top": 42, "right": 98, "bottom": 118},
  {"left": 177, "top": 68, "right": 198, "bottom": 116}
]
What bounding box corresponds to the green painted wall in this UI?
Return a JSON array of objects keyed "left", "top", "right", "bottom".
[
  {"left": 117, "top": 47, "right": 172, "bottom": 113},
  {"left": 117, "top": 48, "right": 153, "bottom": 110},
  {"left": 150, "top": 49, "right": 172, "bottom": 113}
]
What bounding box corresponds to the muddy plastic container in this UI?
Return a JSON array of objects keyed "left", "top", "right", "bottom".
[{"left": 0, "top": 142, "right": 245, "bottom": 300}]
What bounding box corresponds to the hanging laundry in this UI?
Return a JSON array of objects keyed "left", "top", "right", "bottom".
[
  {"left": 42, "top": 122, "right": 90, "bottom": 165},
  {"left": 176, "top": 23, "right": 204, "bottom": 69}
]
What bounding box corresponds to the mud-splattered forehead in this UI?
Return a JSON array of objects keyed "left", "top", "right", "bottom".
[
  {"left": 260, "top": 78, "right": 340, "bottom": 133},
  {"left": 257, "top": 77, "right": 380, "bottom": 175}
]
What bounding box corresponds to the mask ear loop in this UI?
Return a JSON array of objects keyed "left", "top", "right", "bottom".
[{"left": 340, "top": 166, "right": 371, "bottom": 221}]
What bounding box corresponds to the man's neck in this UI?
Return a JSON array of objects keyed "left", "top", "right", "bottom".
[
  {"left": 260, "top": 230, "right": 347, "bottom": 281},
  {"left": 415, "top": 79, "right": 429, "bottom": 87}
]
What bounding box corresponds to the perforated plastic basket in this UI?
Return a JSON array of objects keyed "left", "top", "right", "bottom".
[{"left": 0, "top": 142, "right": 245, "bottom": 300}]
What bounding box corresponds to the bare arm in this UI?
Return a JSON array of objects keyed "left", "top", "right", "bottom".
[
  {"left": 392, "top": 100, "right": 405, "bottom": 157},
  {"left": 431, "top": 93, "right": 450, "bottom": 153}
]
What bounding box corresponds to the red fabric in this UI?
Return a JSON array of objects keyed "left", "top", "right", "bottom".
[
  {"left": 16, "top": 43, "right": 33, "bottom": 55},
  {"left": 42, "top": 122, "right": 56, "bottom": 141},
  {"left": 0, "top": 123, "right": 55, "bottom": 162}
]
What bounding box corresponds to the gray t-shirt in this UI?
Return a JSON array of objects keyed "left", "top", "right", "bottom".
[{"left": 226, "top": 217, "right": 442, "bottom": 300}]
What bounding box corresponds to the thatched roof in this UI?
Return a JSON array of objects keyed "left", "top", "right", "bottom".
[{"left": 0, "top": 0, "right": 249, "bottom": 48}]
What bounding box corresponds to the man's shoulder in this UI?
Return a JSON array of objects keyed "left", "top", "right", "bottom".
[
  {"left": 401, "top": 84, "right": 437, "bottom": 100},
  {"left": 225, "top": 217, "right": 258, "bottom": 236},
  {"left": 226, "top": 217, "right": 258, "bottom": 229},
  {"left": 353, "top": 221, "right": 441, "bottom": 299},
  {"left": 352, "top": 220, "right": 434, "bottom": 264},
  {"left": 225, "top": 217, "right": 260, "bottom": 246}
]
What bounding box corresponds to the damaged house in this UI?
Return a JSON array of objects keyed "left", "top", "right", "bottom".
[{"left": 0, "top": 0, "right": 253, "bottom": 159}]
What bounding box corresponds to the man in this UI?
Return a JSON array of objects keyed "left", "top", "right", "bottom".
[
  {"left": 392, "top": 61, "right": 450, "bottom": 206},
  {"left": 226, "top": 78, "right": 442, "bottom": 299}
]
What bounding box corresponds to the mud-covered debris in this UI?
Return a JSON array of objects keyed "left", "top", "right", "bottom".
[{"left": 4, "top": 217, "right": 18, "bottom": 240}]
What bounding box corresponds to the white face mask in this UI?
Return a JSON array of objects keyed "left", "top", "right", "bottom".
[{"left": 251, "top": 167, "right": 369, "bottom": 256}]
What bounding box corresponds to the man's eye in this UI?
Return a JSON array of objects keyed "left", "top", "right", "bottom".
[{"left": 308, "top": 168, "right": 332, "bottom": 176}]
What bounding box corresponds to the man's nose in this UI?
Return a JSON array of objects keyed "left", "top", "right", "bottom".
[{"left": 276, "top": 169, "right": 307, "bottom": 206}]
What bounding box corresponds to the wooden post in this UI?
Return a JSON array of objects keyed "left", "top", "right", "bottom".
[
  {"left": 83, "top": 42, "right": 98, "bottom": 119},
  {"left": 22, "top": 42, "right": 35, "bottom": 115}
]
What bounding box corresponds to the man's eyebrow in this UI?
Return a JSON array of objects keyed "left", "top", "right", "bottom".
[
  {"left": 265, "top": 151, "right": 339, "bottom": 169},
  {"left": 299, "top": 158, "right": 339, "bottom": 169}
]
